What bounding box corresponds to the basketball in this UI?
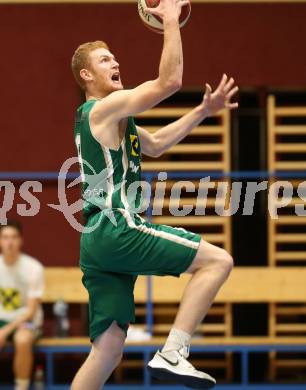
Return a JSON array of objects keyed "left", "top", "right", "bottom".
[{"left": 138, "top": 0, "right": 191, "bottom": 34}]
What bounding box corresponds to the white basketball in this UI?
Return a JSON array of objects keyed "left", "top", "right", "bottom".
[{"left": 138, "top": 0, "right": 191, "bottom": 34}]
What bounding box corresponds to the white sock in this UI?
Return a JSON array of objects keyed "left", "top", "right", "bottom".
[
  {"left": 15, "top": 378, "right": 30, "bottom": 390},
  {"left": 162, "top": 328, "right": 192, "bottom": 353}
]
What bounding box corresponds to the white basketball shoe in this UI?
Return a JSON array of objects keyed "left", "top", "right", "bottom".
[{"left": 148, "top": 345, "right": 216, "bottom": 389}]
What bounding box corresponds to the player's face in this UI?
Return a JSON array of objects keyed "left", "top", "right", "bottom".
[
  {"left": 0, "top": 227, "right": 22, "bottom": 258},
  {"left": 89, "top": 48, "right": 123, "bottom": 94}
]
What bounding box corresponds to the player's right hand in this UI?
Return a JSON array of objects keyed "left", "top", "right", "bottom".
[{"left": 145, "top": 0, "right": 190, "bottom": 22}]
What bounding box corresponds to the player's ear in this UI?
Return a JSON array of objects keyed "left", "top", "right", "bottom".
[{"left": 80, "top": 68, "right": 93, "bottom": 83}]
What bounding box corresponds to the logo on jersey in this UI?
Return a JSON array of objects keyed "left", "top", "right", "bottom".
[
  {"left": 130, "top": 161, "right": 140, "bottom": 174},
  {"left": 130, "top": 135, "right": 140, "bottom": 157},
  {"left": 0, "top": 288, "right": 21, "bottom": 311}
]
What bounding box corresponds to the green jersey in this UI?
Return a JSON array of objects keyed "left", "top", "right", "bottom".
[
  {"left": 75, "top": 101, "right": 202, "bottom": 343},
  {"left": 74, "top": 99, "right": 142, "bottom": 221}
]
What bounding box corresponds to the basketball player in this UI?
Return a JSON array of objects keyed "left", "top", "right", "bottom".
[
  {"left": 71, "top": 0, "right": 238, "bottom": 388},
  {"left": 0, "top": 220, "right": 44, "bottom": 390}
]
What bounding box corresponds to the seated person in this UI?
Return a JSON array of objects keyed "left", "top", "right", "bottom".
[{"left": 0, "top": 220, "right": 44, "bottom": 390}]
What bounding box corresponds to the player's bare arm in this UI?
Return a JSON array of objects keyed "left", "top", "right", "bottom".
[
  {"left": 138, "top": 74, "right": 239, "bottom": 157},
  {"left": 88, "top": 0, "right": 189, "bottom": 147}
]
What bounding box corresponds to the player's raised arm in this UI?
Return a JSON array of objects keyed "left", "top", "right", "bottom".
[
  {"left": 90, "top": 0, "right": 189, "bottom": 122},
  {"left": 137, "top": 75, "right": 239, "bottom": 157}
]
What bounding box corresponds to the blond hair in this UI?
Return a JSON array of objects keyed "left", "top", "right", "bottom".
[{"left": 71, "top": 40, "right": 109, "bottom": 90}]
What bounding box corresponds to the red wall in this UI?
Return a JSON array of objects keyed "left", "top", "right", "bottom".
[{"left": 0, "top": 3, "right": 306, "bottom": 265}]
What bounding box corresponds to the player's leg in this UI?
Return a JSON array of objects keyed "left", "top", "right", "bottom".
[
  {"left": 73, "top": 212, "right": 138, "bottom": 389},
  {"left": 71, "top": 321, "right": 125, "bottom": 390},
  {"left": 13, "top": 327, "right": 35, "bottom": 390},
  {"left": 149, "top": 240, "right": 232, "bottom": 389},
  {"left": 170, "top": 239, "right": 233, "bottom": 337},
  {"left": 82, "top": 210, "right": 231, "bottom": 388}
]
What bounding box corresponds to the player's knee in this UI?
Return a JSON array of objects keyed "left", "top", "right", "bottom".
[
  {"left": 14, "top": 330, "right": 33, "bottom": 349},
  {"left": 111, "top": 348, "right": 124, "bottom": 367},
  {"left": 92, "top": 331, "right": 125, "bottom": 367},
  {"left": 214, "top": 249, "right": 234, "bottom": 277},
  {"left": 92, "top": 342, "right": 123, "bottom": 367},
  {"left": 106, "top": 342, "right": 124, "bottom": 366}
]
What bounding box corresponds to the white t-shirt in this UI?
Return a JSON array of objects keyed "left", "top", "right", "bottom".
[{"left": 0, "top": 253, "right": 44, "bottom": 327}]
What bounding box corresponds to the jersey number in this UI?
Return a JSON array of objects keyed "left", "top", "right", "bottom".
[{"left": 75, "top": 134, "right": 85, "bottom": 182}]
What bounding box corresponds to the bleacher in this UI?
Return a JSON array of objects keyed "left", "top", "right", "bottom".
[
  {"left": 29, "top": 267, "right": 306, "bottom": 389},
  {"left": 139, "top": 108, "right": 230, "bottom": 172},
  {"left": 267, "top": 96, "right": 306, "bottom": 381}
]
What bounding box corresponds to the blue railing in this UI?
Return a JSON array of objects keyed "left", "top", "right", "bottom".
[
  {"left": 3, "top": 342, "right": 306, "bottom": 390},
  {"left": 1, "top": 170, "right": 306, "bottom": 180}
]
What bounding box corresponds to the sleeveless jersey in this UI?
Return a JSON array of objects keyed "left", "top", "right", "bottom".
[{"left": 74, "top": 100, "right": 142, "bottom": 221}]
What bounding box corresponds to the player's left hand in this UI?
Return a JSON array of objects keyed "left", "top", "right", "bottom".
[{"left": 200, "top": 74, "right": 239, "bottom": 117}]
